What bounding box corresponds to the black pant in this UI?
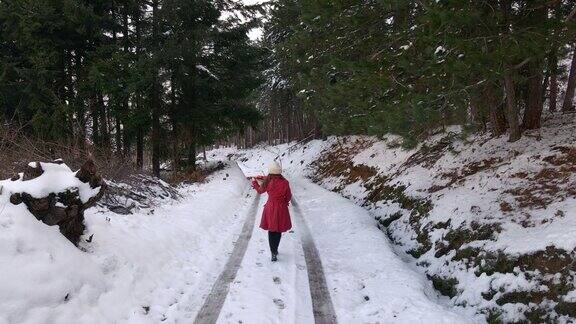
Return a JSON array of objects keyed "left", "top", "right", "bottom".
[{"left": 268, "top": 231, "right": 282, "bottom": 255}]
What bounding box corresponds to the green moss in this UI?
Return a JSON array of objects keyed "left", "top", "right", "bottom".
[
  {"left": 407, "top": 246, "right": 429, "bottom": 258},
  {"left": 475, "top": 252, "right": 516, "bottom": 276},
  {"left": 555, "top": 301, "right": 576, "bottom": 317},
  {"left": 378, "top": 211, "right": 402, "bottom": 227},
  {"left": 436, "top": 223, "right": 500, "bottom": 259},
  {"left": 517, "top": 246, "right": 573, "bottom": 273},
  {"left": 481, "top": 289, "right": 496, "bottom": 301},
  {"left": 453, "top": 247, "right": 480, "bottom": 261},
  {"left": 433, "top": 219, "right": 452, "bottom": 229},
  {"left": 486, "top": 310, "right": 503, "bottom": 324},
  {"left": 525, "top": 308, "right": 553, "bottom": 324},
  {"left": 416, "top": 260, "right": 431, "bottom": 267},
  {"left": 428, "top": 275, "right": 459, "bottom": 298},
  {"left": 496, "top": 291, "right": 545, "bottom": 306}
]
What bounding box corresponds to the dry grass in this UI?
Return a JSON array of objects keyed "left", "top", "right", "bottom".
[
  {"left": 311, "top": 137, "right": 377, "bottom": 186},
  {"left": 168, "top": 161, "right": 226, "bottom": 185},
  {"left": 0, "top": 124, "right": 139, "bottom": 181},
  {"left": 505, "top": 146, "right": 576, "bottom": 211},
  {"left": 430, "top": 157, "right": 504, "bottom": 193}
]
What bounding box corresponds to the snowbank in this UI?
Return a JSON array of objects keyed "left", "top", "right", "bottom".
[
  {"left": 290, "top": 178, "right": 477, "bottom": 323},
  {"left": 0, "top": 163, "right": 251, "bottom": 323},
  {"left": 0, "top": 201, "right": 106, "bottom": 324}
]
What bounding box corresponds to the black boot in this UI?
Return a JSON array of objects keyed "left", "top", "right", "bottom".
[{"left": 268, "top": 231, "right": 282, "bottom": 262}]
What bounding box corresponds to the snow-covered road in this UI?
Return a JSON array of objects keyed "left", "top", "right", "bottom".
[
  {"left": 214, "top": 191, "right": 315, "bottom": 324},
  {"left": 192, "top": 169, "right": 476, "bottom": 323}
]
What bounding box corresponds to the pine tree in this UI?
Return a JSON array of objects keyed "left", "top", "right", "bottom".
[
  {"left": 0, "top": 0, "right": 266, "bottom": 174},
  {"left": 261, "top": 0, "right": 576, "bottom": 145}
]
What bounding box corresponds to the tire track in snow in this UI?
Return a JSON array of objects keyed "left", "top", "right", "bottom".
[
  {"left": 291, "top": 198, "right": 338, "bottom": 324},
  {"left": 193, "top": 193, "right": 260, "bottom": 324},
  {"left": 215, "top": 196, "right": 314, "bottom": 323}
]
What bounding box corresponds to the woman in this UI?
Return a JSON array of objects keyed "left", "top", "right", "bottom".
[{"left": 251, "top": 161, "right": 292, "bottom": 262}]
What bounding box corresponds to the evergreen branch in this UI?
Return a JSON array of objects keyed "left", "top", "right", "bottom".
[{"left": 567, "top": 5, "right": 576, "bottom": 22}]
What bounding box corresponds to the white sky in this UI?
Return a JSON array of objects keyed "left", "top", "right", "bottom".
[{"left": 234, "top": 0, "right": 266, "bottom": 41}]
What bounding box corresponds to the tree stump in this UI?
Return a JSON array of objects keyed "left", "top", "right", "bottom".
[{"left": 9, "top": 159, "right": 106, "bottom": 245}]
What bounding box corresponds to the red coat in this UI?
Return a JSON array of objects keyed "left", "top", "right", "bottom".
[{"left": 252, "top": 175, "right": 292, "bottom": 232}]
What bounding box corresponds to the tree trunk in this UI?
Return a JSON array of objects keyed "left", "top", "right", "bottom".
[
  {"left": 123, "top": 123, "right": 131, "bottom": 157},
  {"left": 91, "top": 98, "right": 100, "bottom": 148},
  {"left": 65, "top": 50, "right": 76, "bottom": 135},
  {"left": 115, "top": 117, "right": 122, "bottom": 156},
  {"left": 170, "top": 74, "right": 178, "bottom": 172},
  {"left": 136, "top": 127, "right": 144, "bottom": 169},
  {"left": 549, "top": 54, "right": 559, "bottom": 112},
  {"left": 117, "top": 4, "right": 129, "bottom": 157},
  {"left": 109, "top": 5, "right": 120, "bottom": 156},
  {"left": 151, "top": 0, "right": 161, "bottom": 176},
  {"left": 490, "top": 102, "right": 507, "bottom": 136},
  {"left": 562, "top": 47, "right": 576, "bottom": 112},
  {"left": 484, "top": 82, "right": 507, "bottom": 136},
  {"left": 131, "top": 2, "right": 142, "bottom": 163},
  {"left": 546, "top": 3, "right": 562, "bottom": 113},
  {"left": 503, "top": 71, "right": 521, "bottom": 142},
  {"left": 470, "top": 82, "right": 493, "bottom": 132},
  {"left": 500, "top": 1, "right": 521, "bottom": 142},
  {"left": 522, "top": 60, "right": 544, "bottom": 129},
  {"left": 187, "top": 139, "right": 197, "bottom": 170},
  {"left": 541, "top": 69, "right": 549, "bottom": 105},
  {"left": 74, "top": 49, "right": 87, "bottom": 150},
  {"left": 98, "top": 94, "right": 111, "bottom": 151},
  {"left": 522, "top": 3, "right": 546, "bottom": 129}
]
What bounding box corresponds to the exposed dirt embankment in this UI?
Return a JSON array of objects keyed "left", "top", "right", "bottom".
[{"left": 308, "top": 116, "right": 576, "bottom": 323}]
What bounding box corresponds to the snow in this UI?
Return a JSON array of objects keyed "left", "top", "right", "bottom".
[
  {"left": 351, "top": 135, "right": 413, "bottom": 173},
  {"left": 5, "top": 114, "right": 574, "bottom": 323},
  {"left": 216, "top": 196, "right": 315, "bottom": 323},
  {"left": 0, "top": 145, "right": 482, "bottom": 323},
  {"left": 400, "top": 42, "right": 413, "bottom": 50},
  {"left": 204, "top": 114, "right": 576, "bottom": 322},
  {"left": 0, "top": 161, "right": 106, "bottom": 323},
  {"left": 435, "top": 46, "right": 446, "bottom": 55},
  {"left": 196, "top": 64, "right": 219, "bottom": 80},
  {"left": 210, "top": 143, "right": 480, "bottom": 323},
  {"left": 0, "top": 162, "right": 102, "bottom": 203},
  {"left": 289, "top": 177, "right": 476, "bottom": 323},
  {"left": 0, "top": 164, "right": 251, "bottom": 323},
  {"left": 0, "top": 202, "right": 105, "bottom": 324}
]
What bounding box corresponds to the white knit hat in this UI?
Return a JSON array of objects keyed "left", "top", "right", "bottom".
[{"left": 268, "top": 161, "right": 282, "bottom": 175}]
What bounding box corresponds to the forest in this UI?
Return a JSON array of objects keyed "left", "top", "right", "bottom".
[
  {"left": 259, "top": 0, "right": 576, "bottom": 146},
  {"left": 0, "top": 0, "right": 265, "bottom": 177},
  {"left": 1, "top": 0, "right": 575, "bottom": 172}
]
